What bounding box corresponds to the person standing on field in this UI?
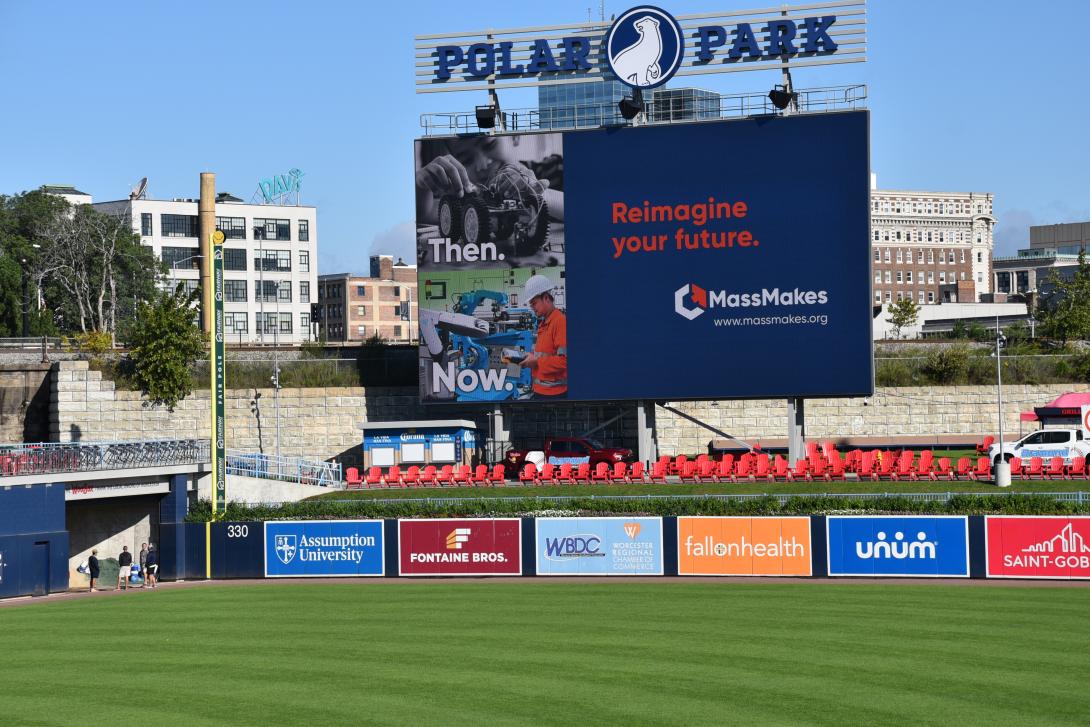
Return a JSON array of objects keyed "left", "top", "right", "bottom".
[
  {"left": 117, "top": 546, "right": 133, "bottom": 590},
  {"left": 145, "top": 543, "right": 158, "bottom": 588},
  {"left": 139, "top": 542, "right": 148, "bottom": 587},
  {"left": 88, "top": 549, "right": 100, "bottom": 592}
]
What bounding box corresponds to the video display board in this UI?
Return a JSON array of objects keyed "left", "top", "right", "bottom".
[{"left": 416, "top": 111, "right": 870, "bottom": 403}]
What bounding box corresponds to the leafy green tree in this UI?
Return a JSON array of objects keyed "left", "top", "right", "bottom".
[
  {"left": 1038, "top": 250, "right": 1090, "bottom": 343},
  {"left": 128, "top": 288, "right": 205, "bottom": 410},
  {"left": 885, "top": 298, "right": 920, "bottom": 339},
  {"left": 950, "top": 319, "right": 968, "bottom": 340}
]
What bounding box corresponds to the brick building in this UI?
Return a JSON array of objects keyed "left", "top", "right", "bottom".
[
  {"left": 317, "top": 255, "right": 417, "bottom": 343},
  {"left": 871, "top": 188, "right": 996, "bottom": 305}
]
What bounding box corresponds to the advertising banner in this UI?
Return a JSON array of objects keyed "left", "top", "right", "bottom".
[
  {"left": 985, "top": 516, "right": 1090, "bottom": 579},
  {"left": 399, "top": 519, "right": 521, "bottom": 576},
  {"left": 416, "top": 111, "right": 870, "bottom": 403},
  {"left": 677, "top": 517, "right": 811, "bottom": 576},
  {"left": 535, "top": 517, "right": 663, "bottom": 576},
  {"left": 264, "top": 520, "right": 385, "bottom": 578},
  {"left": 826, "top": 516, "right": 969, "bottom": 577}
]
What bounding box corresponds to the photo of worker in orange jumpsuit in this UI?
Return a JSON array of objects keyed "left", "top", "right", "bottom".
[{"left": 519, "top": 274, "right": 567, "bottom": 399}]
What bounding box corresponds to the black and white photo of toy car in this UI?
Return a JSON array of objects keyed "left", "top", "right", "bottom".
[{"left": 437, "top": 163, "right": 549, "bottom": 257}]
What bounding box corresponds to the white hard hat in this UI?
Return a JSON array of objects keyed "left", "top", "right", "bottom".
[{"left": 523, "top": 274, "right": 555, "bottom": 302}]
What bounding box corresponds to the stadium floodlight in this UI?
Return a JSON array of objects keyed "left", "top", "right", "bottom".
[
  {"left": 768, "top": 85, "right": 798, "bottom": 111},
  {"left": 475, "top": 105, "right": 498, "bottom": 129},
  {"left": 618, "top": 88, "right": 644, "bottom": 120}
]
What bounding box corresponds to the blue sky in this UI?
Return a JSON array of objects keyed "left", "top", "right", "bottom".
[{"left": 2, "top": 1, "right": 1087, "bottom": 272}]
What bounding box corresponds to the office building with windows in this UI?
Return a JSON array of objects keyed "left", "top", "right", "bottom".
[
  {"left": 94, "top": 193, "right": 318, "bottom": 343},
  {"left": 870, "top": 188, "right": 996, "bottom": 305},
  {"left": 649, "top": 87, "right": 721, "bottom": 123},
  {"left": 991, "top": 220, "right": 1090, "bottom": 298},
  {"left": 317, "top": 256, "right": 417, "bottom": 343},
  {"left": 537, "top": 66, "right": 629, "bottom": 129}
]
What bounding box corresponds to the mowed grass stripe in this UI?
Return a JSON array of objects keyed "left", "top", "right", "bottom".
[{"left": 2, "top": 583, "right": 1089, "bottom": 726}]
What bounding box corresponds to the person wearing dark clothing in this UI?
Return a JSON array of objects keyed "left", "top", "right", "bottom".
[
  {"left": 117, "top": 546, "right": 133, "bottom": 590},
  {"left": 88, "top": 549, "right": 100, "bottom": 592},
  {"left": 145, "top": 544, "right": 158, "bottom": 588}
]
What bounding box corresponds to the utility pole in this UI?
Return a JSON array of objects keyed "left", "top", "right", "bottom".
[
  {"left": 995, "top": 315, "right": 1010, "bottom": 487},
  {"left": 198, "top": 173, "right": 216, "bottom": 333}
]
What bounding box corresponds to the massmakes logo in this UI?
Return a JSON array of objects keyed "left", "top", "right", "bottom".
[
  {"left": 446, "top": 528, "right": 471, "bottom": 550},
  {"left": 606, "top": 6, "right": 685, "bottom": 89},
  {"left": 674, "top": 283, "right": 707, "bottom": 320},
  {"left": 275, "top": 534, "right": 297, "bottom": 565},
  {"left": 855, "top": 531, "right": 937, "bottom": 560}
]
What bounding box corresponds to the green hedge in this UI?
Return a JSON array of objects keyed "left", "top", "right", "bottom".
[{"left": 186, "top": 494, "right": 1090, "bottom": 522}]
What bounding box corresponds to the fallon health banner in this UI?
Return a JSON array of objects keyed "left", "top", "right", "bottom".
[
  {"left": 535, "top": 517, "right": 663, "bottom": 576},
  {"left": 826, "top": 516, "right": 969, "bottom": 577},
  {"left": 399, "top": 518, "right": 522, "bottom": 576},
  {"left": 264, "top": 520, "right": 385, "bottom": 578},
  {"left": 677, "top": 516, "right": 811, "bottom": 576},
  {"left": 986, "top": 516, "right": 1090, "bottom": 579}
]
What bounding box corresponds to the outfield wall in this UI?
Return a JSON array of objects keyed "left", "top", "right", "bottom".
[{"left": 159, "top": 516, "right": 1090, "bottom": 582}]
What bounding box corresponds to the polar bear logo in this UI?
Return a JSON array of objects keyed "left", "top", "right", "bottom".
[{"left": 611, "top": 15, "right": 663, "bottom": 87}]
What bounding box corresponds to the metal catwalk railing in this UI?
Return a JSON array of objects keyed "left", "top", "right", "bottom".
[
  {"left": 0, "top": 439, "right": 209, "bottom": 477},
  {"left": 420, "top": 84, "right": 867, "bottom": 136},
  {"left": 225, "top": 450, "right": 343, "bottom": 488}
]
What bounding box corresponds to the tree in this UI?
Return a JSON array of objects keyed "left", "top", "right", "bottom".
[
  {"left": 1038, "top": 250, "right": 1090, "bottom": 343},
  {"left": 128, "top": 287, "right": 205, "bottom": 410},
  {"left": 885, "top": 298, "right": 920, "bottom": 339}
]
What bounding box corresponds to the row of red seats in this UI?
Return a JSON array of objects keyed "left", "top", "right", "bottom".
[{"left": 346, "top": 464, "right": 507, "bottom": 489}]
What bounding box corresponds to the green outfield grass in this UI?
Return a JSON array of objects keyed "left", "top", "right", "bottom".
[
  {"left": 315, "top": 479, "right": 1090, "bottom": 500},
  {"left": 3, "top": 582, "right": 1090, "bottom": 726}
]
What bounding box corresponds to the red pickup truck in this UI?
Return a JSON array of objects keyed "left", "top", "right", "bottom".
[{"left": 505, "top": 437, "right": 633, "bottom": 469}]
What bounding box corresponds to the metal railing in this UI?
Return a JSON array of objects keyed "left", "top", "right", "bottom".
[
  {"left": 339, "top": 491, "right": 1090, "bottom": 507},
  {"left": 0, "top": 439, "right": 209, "bottom": 478},
  {"left": 226, "top": 450, "right": 343, "bottom": 488},
  {"left": 420, "top": 84, "right": 867, "bottom": 136}
]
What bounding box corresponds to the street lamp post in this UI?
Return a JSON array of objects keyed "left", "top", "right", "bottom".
[{"left": 995, "top": 315, "right": 1011, "bottom": 487}]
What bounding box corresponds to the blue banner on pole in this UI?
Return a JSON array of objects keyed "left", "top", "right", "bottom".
[
  {"left": 264, "top": 520, "right": 385, "bottom": 577},
  {"left": 826, "top": 516, "right": 969, "bottom": 577},
  {"left": 535, "top": 517, "right": 663, "bottom": 575}
]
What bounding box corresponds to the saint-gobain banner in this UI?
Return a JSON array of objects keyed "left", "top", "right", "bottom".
[
  {"left": 826, "top": 516, "right": 969, "bottom": 577},
  {"left": 535, "top": 517, "right": 663, "bottom": 575},
  {"left": 677, "top": 516, "right": 811, "bottom": 576},
  {"left": 986, "top": 516, "right": 1090, "bottom": 579},
  {"left": 399, "top": 519, "right": 522, "bottom": 576},
  {"left": 264, "top": 520, "right": 385, "bottom": 578},
  {"left": 415, "top": 111, "right": 870, "bottom": 403}
]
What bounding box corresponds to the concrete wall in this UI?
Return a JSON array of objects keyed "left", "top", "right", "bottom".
[
  {"left": 0, "top": 363, "right": 51, "bottom": 443},
  {"left": 49, "top": 361, "right": 1085, "bottom": 459},
  {"left": 196, "top": 473, "right": 340, "bottom": 504}
]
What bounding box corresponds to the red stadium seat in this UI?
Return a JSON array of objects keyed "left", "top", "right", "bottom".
[
  {"left": 649, "top": 460, "right": 668, "bottom": 483},
  {"left": 345, "top": 467, "right": 363, "bottom": 489},
  {"left": 472, "top": 464, "right": 490, "bottom": 486},
  {"left": 1045, "top": 457, "right": 1065, "bottom": 479},
  {"left": 955, "top": 457, "right": 972, "bottom": 480},
  {"left": 1009, "top": 457, "right": 1024, "bottom": 479},
  {"left": 437, "top": 465, "right": 455, "bottom": 486},
  {"left": 828, "top": 456, "right": 846, "bottom": 481},
  {"left": 1023, "top": 457, "right": 1042, "bottom": 480},
  {"left": 403, "top": 466, "right": 421, "bottom": 487},
  {"left": 787, "top": 459, "right": 809, "bottom": 482},
  {"left": 575, "top": 463, "right": 591, "bottom": 483},
  {"left": 627, "top": 461, "right": 646, "bottom": 483},
  {"left": 771, "top": 455, "right": 789, "bottom": 481},
  {"left": 732, "top": 457, "right": 753, "bottom": 483},
  {"left": 519, "top": 463, "right": 538, "bottom": 486},
  {"left": 591, "top": 462, "right": 611, "bottom": 484},
  {"left": 972, "top": 457, "right": 992, "bottom": 481},
  {"left": 539, "top": 463, "right": 557, "bottom": 486},
  {"left": 808, "top": 457, "right": 828, "bottom": 482},
  {"left": 557, "top": 463, "right": 575, "bottom": 485},
  {"left": 695, "top": 459, "right": 717, "bottom": 483},
  {"left": 976, "top": 435, "right": 995, "bottom": 455},
  {"left": 858, "top": 452, "right": 876, "bottom": 481},
  {"left": 611, "top": 462, "right": 627, "bottom": 483},
  {"left": 452, "top": 465, "right": 472, "bottom": 486},
  {"left": 713, "top": 458, "right": 732, "bottom": 483},
  {"left": 385, "top": 466, "right": 404, "bottom": 488},
  {"left": 806, "top": 442, "right": 821, "bottom": 463},
  {"left": 365, "top": 466, "right": 384, "bottom": 488},
  {"left": 1068, "top": 458, "right": 1087, "bottom": 480},
  {"left": 891, "top": 454, "right": 913, "bottom": 482},
  {"left": 755, "top": 454, "right": 773, "bottom": 482},
  {"left": 487, "top": 464, "right": 507, "bottom": 487},
  {"left": 678, "top": 461, "right": 698, "bottom": 483},
  {"left": 934, "top": 458, "right": 953, "bottom": 481},
  {"left": 419, "top": 465, "right": 438, "bottom": 487},
  {"left": 670, "top": 455, "right": 688, "bottom": 476}
]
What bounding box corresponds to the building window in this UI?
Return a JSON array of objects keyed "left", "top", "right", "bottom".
[
  {"left": 357, "top": 305, "right": 366, "bottom": 315},
  {"left": 961, "top": 272, "right": 966, "bottom": 280},
  {"left": 928, "top": 292, "right": 935, "bottom": 303},
  {"left": 917, "top": 251, "right": 924, "bottom": 264},
  {"left": 940, "top": 272, "right": 946, "bottom": 283},
  {"left": 885, "top": 291, "right": 892, "bottom": 303},
  {"left": 258, "top": 313, "right": 278, "bottom": 335},
  {"left": 298, "top": 220, "right": 309, "bottom": 242},
  {"left": 300, "top": 281, "right": 310, "bottom": 304},
  {"left": 216, "top": 217, "right": 247, "bottom": 239},
  {"left": 393, "top": 286, "right": 400, "bottom": 297},
  {"left": 927, "top": 272, "right": 934, "bottom": 283},
  {"left": 896, "top": 249, "right": 903, "bottom": 264},
  {"left": 161, "top": 214, "right": 199, "bottom": 238},
  {"left": 394, "top": 325, "right": 402, "bottom": 338},
  {"left": 279, "top": 313, "right": 292, "bottom": 333},
  {"left": 918, "top": 291, "right": 925, "bottom": 303},
  {"left": 162, "top": 246, "right": 199, "bottom": 269},
  {"left": 224, "top": 311, "right": 248, "bottom": 334},
  {"left": 873, "top": 231, "right": 879, "bottom": 241},
  {"left": 977, "top": 273, "right": 983, "bottom": 282},
  {"left": 874, "top": 249, "right": 880, "bottom": 262},
  {"left": 927, "top": 250, "right": 934, "bottom": 263},
  {"left": 939, "top": 251, "right": 945, "bottom": 264},
  {"left": 392, "top": 305, "right": 402, "bottom": 317},
  {"left": 300, "top": 312, "right": 310, "bottom": 333},
  {"left": 977, "top": 252, "right": 983, "bottom": 263},
  {"left": 884, "top": 271, "right": 891, "bottom": 284},
  {"left": 224, "top": 280, "right": 248, "bottom": 303},
  {"left": 278, "top": 281, "right": 292, "bottom": 303},
  {"left": 357, "top": 325, "right": 367, "bottom": 336},
  {"left": 224, "top": 248, "right": 247, "bottom": 271},
  {"left": 884, "top": 249, "right": 890, "bottom": 263},
  {"left": 961, "top": 250, "right": 966, "bottom": 263},
  {"left": 253, "top": 218, "right": 290, "bottom": 241},
  {"left": 141, "top": 213, "right": 153, "bottom": 237},
  {"left": 299, "top": 251, "right": 310, "bottom": 272},
  {"left": 254, "top": 250, "right": 291, "bottom": 271},
  {"left": 356, "top": 285, "right": 366, "bottom": 297},
  {"left": 907, "top": 271, "right": 913, "bottom": 283},
  {"left": 258, "top": 280, "right": 280, "bottom": 303},
  {"left": 874, "top": 272, "right": 881, "bottom": 284},
  {"left": 896, "top": 271, "right": 902, "bottom": 283},
  {"left": 874, "top": 291, "right": 881, "bottom": 303}
]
